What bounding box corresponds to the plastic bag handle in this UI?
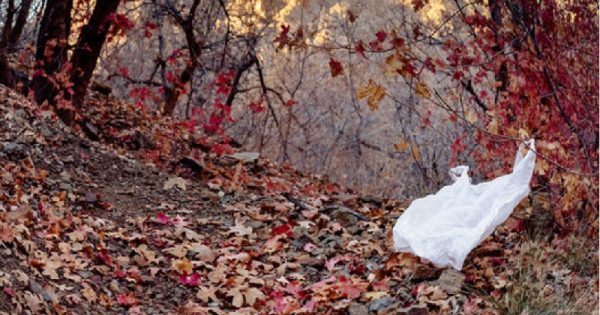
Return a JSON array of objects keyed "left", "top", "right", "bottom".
[
  {"left": 449, "top": 165, "right": 469, "bottom": 182},
  {"left": 513, "top": 139, "right": 535, "bottom": 170}
]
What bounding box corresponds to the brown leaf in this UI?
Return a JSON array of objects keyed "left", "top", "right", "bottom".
[
  {"left": 415, "top": 81, "right": 430, "bottom": 98},
  {"left": 356, "top": 80, "right": 386, "bottom": 111},
  {"left": 329, "top": 58, "right": 344, "bottom": 77},
  {"left": 172, "top": 258, "right": 193, "bottom": 275}
]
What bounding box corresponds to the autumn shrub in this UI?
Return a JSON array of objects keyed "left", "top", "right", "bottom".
[
  {"left": 275, "top": 0, "right": 598, "bottom": 236},
  {"left": 492, "top": 240, "right": 598, "bottom": 315}
]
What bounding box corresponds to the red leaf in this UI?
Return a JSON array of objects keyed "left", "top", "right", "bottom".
[
  {"left": 302, "top": 298, "right": 317, "bottom": 312},
  {"left": 412, "top": 0, "right": 426, "bottom": 12},
  {"left": 369, "top": 40, "right": 382, "bottom": 51},
  {"left": 97, "top": 249, "right": 113, "bottom": 266},
  {"left": 155, "top": 212, "right": 170, "bottom": 224},
  {"left": 117, "top": 293, "right": 137, "bottom": 306},
  {"left": 271, "top": 220, "right": 296, "bottom": 238},
  {"left": 355, "top": 41, "right": 366, "bottom": 58},
  {"left": 329, "top": 58, "right": 344, "bottom": 77},
  {"left": 3, "top": 288, "right": 15, "bottom": 297},
  {"left": 37, "top": 202, "right": 46, "bottom": 216},
  {"left": 391, "top": 37, "right": 405, "bottom": 49},
  {"left": 113, "top": 268, "right": 126, "bottom": 278},
  {"left": 325, "top": 255, "right": 352, "bottom": 271},
  {"left": 338, "top": 277, "right": 366, "bottom": 299},
  {"left": 282, "top": 281, "right": 304, "bottom": 298},
  {"left": 275, "top": 24, "right": 291, "bottom": 49},
  {"left": 376, "top": 30, "right": 387, "bottom": 42},
  {"left": 180, "top": 273, "right": 201, "bottom": 286}
]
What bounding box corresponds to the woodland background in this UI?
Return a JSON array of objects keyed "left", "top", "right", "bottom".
[
  {"left": 0, "top": 0, "right": 598, "bottom": 314},
  {"left": 0, "top": 0, "right": 598, "bottom": 237}
]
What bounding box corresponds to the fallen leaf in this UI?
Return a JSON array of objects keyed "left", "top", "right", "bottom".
[
  {"left": 155, "top": 211, "right": 170, "bottom": 224},
  {"left": 228, "top": 219, "right": 252, "bottom": 237},
  {"left": 197, "top": 286, "right": 220, "bottom": 304},
  {"left": 244, "top": 287, "right": 265, "bottom": 306},
  {"left": 172, "top": 258, "right": 193, "bottom": 275},
  {"left": 228, "top": 289, "right": 244, "bottom": 308},
  {"left": 180, "top": 273, "right": 201, "bottom": 286},
  {"left": 163, "top": 177, "right": 187, "bottom": 190},
  {"left": 117, "top": 293, "right": 137, "bottom": 306},
  {"left": 325, "top": 255, "right": 352, "bottom": 272}
]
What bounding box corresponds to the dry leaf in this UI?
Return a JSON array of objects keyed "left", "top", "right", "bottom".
[
  {"left": 163, "top": 177, "right": 187, "bottom": 190},
  {"left": 172, "top": 258, "right": 193, "bottom": 275},
  {"left": 357, "top": 80, "right": 386, "bottom": 111},
  {"left": 197, "top": 286, "right": 221, "bottom": 304},
  {"left": 415, "top": 81, "right": 430, "bottom": 98}
]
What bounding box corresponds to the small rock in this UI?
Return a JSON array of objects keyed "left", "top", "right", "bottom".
[
  {"left": 246, "top": 220, "right": 264, "bottom": 229},
  {"left": 360, "top": 195, "right": 383, "bottom": 205},
  {"left": 291, "top": 233, "right": 314, "bottom": 250},
  {"left": 85, "top": 191, "right": 98, "bottom": 203},
  {"left": 109, "top": 280, "right": 121, "bottom": 293},
  {"left": 178, "top": 156, "right": 204, "bottom": 173},
  {"left": 77, "top": 271, "right": 93, "bottom": 279},
  {"left": 2, "top": 142, "right": 27, "bottom": 159},
  {"left": 295, "top": 256, "right": 324, "bottom": 267},
  {"left": 163, "top": 177, "right": 187, "bottom": 191},
  {"left": 368, "top": 296, "right": 396, "bottom": 312},
  {"left": 397, "top": 306, "right": 429, "bottom": 315},
  {"left": 436, "top": 269, "right": 465, "bottom": 295},
  {"left": 330, "top": 209, "right": 358, "bottom": 227},
  {"left": 200, "top": 189, "right": 220, "bottom": 201},
  {"left": 411, "top": 265, "right": 442, "bottom": 281},
  {"left": 348, "top": 302, "right": 368, "bottom": 315},
  {"left": 84, "top": 122, "right": 100, "bottom": 140},
  {"left": 228, "top": 152, "right": 259, "bottom": 163},
  {"left": 29, "top": 279, "right": 53, "bottom": 302},
  {"left": 59, "top": 182, "right": 72, "bottom": 191},
  {"left": 123, "top": 166, "right": 138, "bottom": 174}
]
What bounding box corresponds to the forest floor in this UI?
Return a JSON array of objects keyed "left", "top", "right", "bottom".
[{"left": 0, "top": 85, "right": 597, "bottom": 315}]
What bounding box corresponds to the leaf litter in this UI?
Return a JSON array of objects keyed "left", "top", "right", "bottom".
[{"left": 0, "top": 86, "right": 596, "bottom": 314}]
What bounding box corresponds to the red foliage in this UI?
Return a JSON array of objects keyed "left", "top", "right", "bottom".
[{"left": 328, "top": 58, "right": 344, "bottom": 77}]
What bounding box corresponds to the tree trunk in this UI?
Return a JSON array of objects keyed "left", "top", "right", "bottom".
[
  {"left": 68, "top": 0, "right": 120, "bottom": 108},
  {"left": 7, "top": 0, "right": 34, "bottom": 52},
  {"left": 161, "top": 0, "right": 201, "bottom": 116},
  {"left": 0, "top": 0, "right": 14, "bottom": 48},
  {"left": 32, "top": 0, "right": 73, "bottom": 108},
  {"left": 0, "top": 0, "right": 15, "bottom": 87},
  {"left": 487, "top": 0, "right": 508, "bottom": 104},
  {"left": 162, "top": 27, "right": 198, "bottom": 115}
]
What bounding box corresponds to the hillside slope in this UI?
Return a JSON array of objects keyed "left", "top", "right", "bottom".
[{"left": 0, "top": 86, "right": 596, "bottom": 314}]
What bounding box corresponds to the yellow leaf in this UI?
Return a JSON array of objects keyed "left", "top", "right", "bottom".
[
  {"left": 81, "top": 284, "right": 97, "bottom": 303},
  {"left": 394, "top": 140, "right": 410, "bottom": 151},
  {"left": 518, "top": 128, "right": 529, "bottom": 139},
  {"left": 357, "top": 79, "right": 386, "bottom": 111},
  {"left": 535, "top": 159, "right": 550, "bottom": 176},
  {"left": 465, "top": 110, "right": 478, "bottom": 124},
  {"left": 364, "top": 291, "right": 389, "bottom": 301},
  {"left": 384, "top": 52, "right": 404, "bottom": 76},
  {"left": 415, "top": 81, "right": 430, "bottom": 98},
  {"left": 172, "top": 258, "right": 193, "bottom": 275}
]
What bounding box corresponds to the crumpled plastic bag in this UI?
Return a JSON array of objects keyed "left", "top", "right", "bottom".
[{"left": 393, "top": 140, "right": 536, "bottom": 270}]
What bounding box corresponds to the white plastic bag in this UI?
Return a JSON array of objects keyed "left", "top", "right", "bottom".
[{"left": 393, "top": 140, "right": 536, "bottom": 270}]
